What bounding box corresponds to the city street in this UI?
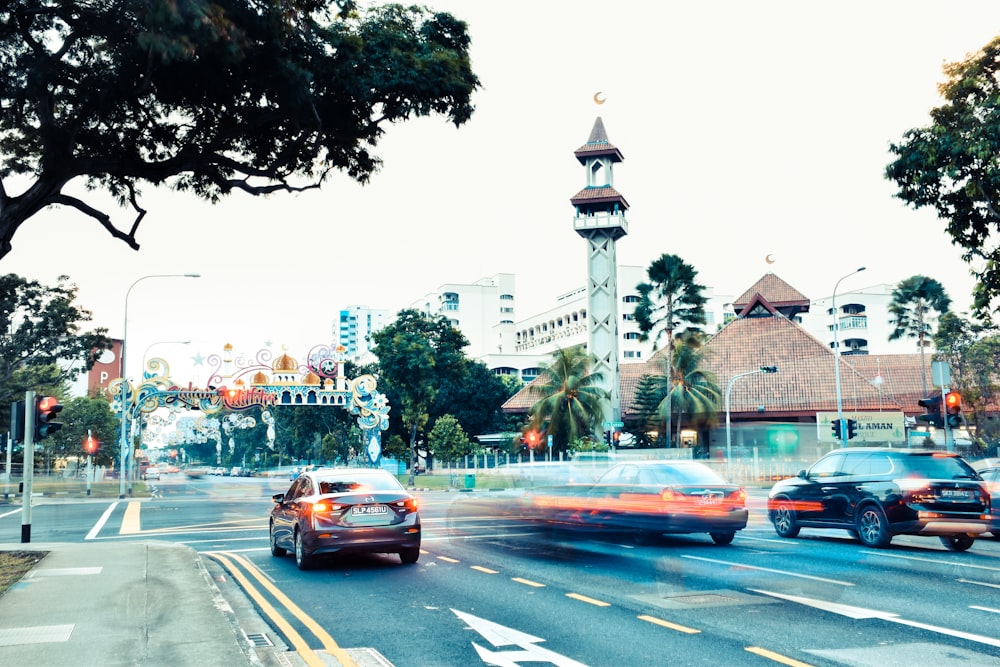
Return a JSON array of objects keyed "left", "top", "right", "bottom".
[{"left": 2, "top": 472, "right": 999, "bottom": 666}]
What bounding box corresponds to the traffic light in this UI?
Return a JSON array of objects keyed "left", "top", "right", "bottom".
[
  {"left": 831, "top": 418, "right": 843, "bottom": 441},
  {"left": 917, "top": 396, "right": 943, "bottom": 428},
  {"left": 34, "top": 395, "right": 64, "bottom": 440},
  {"left": 10, "top": 400, "right": 25, "bottom": 442},
  {"left": 945, "top": 391, "right": 962, "bottom": 428},
  {"left": 846, "top": 419, "right": 857, "bottom": 440},
  {"left": 84, "top": 435, "right": 98, "bottom": 454},
  {"left": 524, "top": 429, "right": 540, "bottom": 450}
]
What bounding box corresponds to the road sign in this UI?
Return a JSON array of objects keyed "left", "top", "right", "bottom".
[{"left": 602, "top": 421, "right": 624, "bottom": 428}]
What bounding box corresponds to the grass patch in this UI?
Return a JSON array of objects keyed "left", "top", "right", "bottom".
[{"left": 0, "top": 551, "right": 46, "bottom": 597}]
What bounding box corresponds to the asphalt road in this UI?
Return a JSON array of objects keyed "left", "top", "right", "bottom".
[{"left": 2, "top": 473, "right": 999, "bottom": 667}]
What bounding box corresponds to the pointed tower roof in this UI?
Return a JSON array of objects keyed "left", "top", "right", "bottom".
[
  {"left": 574, "top": 117, "right": 624, "bottom": 164},
  {"left": 732, "top": 273, "right": 810, "bottom": 318}
]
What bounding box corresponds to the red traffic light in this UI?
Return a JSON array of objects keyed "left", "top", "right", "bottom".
[
  {"left": 945, "top": 391, "right": 961, "bottom": 411},
  {"left": 34, "top": 395, "right": 64, "bottom": 440},
  {"left": 84, "top": 436, "right": 98, "bottom": 453},
  {"left": 524, "top": 429, "right": 541, "bottom": 448}
]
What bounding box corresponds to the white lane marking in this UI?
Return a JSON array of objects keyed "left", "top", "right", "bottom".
[
  {"left": 0, "top": 508, "right": 21, "bottom": 519},
  {"left": 682, "top": 555, "right": 854, "bottom": 586},
  {"left": 860, "top": 550, "right": 1000, "bottom": 573},
  {"left": 751, "top": 589, "right": 1000, "bottom": 649},
  {"left": 971, "top": 605, "right": 1000, "bottom": 614},
  {"left": 958, "top": 578, "right": 1000, "bottom": 590},
  {"left": 85, "top": 501, "right": 119, "bottom": 540}
]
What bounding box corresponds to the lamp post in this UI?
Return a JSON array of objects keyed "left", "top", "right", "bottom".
[
  {"left": 119, "top": 274, "right": 200, "bottom": 498},
  {"left": 832, "top": 267, "right": 865, "bottom": 447},
  {"left": 725, "top": 366, "right": 778, "bottom": 480}
]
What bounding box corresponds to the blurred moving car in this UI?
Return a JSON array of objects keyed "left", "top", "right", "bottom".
[
  {"left": 978, "top": 465, "right": 1000, "bottom": 539},
  {"left": 768, "top": 448, "right": 990, "bottom": 550},
  {"left": 519, "top": 460, "right": 748, "bottom": 545},
  {"left": 143, "top": 467, "right": 160, "bottom": 481},
  {"left": 270, "top": 467, "right": 421, "bottom": 569}
]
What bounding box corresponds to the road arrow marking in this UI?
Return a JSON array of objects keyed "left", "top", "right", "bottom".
[{"left": 452, "top": 609, "right": 590, "bottom": 667}]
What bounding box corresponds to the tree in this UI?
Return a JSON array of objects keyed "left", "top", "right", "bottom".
[
  {"left": 665, "top": 334, "right": 720, "bottom": 445},
  {"left": 630, "top": 371, "right": 670, "bottom": 447},
  {"left": 526, "top": 345, "right": 608, "bottom": 455},
  {"left": 0, "top": 274, "right": 111, "bottom": 425},
  {"left": 371, "top": 309, "right": 469, "bottom": 483},
  {"left": 432, "top": 360, "right": 512, "bottom": 440},
  {"left": 0, "top": 1, "right": 479, "bottom": 258},
  {"left": 633, "top": 254, "right": 708, "bottom": 445},
  {"left": 888, "top": 275, "right": 952, "bottom": 394},
  {"left": 427, "top": 414, "right": 473, "bottom": 464},
  {"left": 885, "top": 35, "right": 1000, "bottom": 319},
  {"left": 48, "top": 394, "right": 119, "bottom": 468},
  {"left": 934, "top": 312, "right": 1000, "bottom": 448}
]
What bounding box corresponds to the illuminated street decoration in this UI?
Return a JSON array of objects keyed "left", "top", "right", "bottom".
[{"left": 111, "top": 344, "right": 391, "bottom": 453}]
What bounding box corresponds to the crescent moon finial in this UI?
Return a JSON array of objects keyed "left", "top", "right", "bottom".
[
  {"left": 765, "top": 254, "right": 775, "bottom": 265},
  {"left": 594, "top": 91, "right": 606, "bottom": 105}
]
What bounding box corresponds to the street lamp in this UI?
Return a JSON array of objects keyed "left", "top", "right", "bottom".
[
  {"left": 832, "top": 267, "right": 865, "bottom": 447},
  {"left": 119, "top": 274, "right": 200, "bottom": 498},
  {"left": 725, "top": 366, "right": 778, "bottom": 480}
]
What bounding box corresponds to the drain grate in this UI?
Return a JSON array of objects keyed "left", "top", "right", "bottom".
[{"left": 244, "top": 632, "right": 274, "bottom": 647}]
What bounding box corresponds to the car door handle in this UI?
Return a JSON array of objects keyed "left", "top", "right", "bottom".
[{"left": 821, "top": 486, "right": 838, "bottom": 492}]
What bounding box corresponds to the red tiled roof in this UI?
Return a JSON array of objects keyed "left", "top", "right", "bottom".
[
  {"left": 503, "top": 292, "right": 934, "bottom": 421},
  {"left": 733, "top": 273, "right": 809, "bottom": 312},
  {"left": 570, "top": 186, "right": 630, "bottom": 209}
]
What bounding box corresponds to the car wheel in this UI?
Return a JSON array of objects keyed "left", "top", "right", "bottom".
[
  {"left": 856, "top": 504, "right": 892, "bottom": 548},
  {"left": 294, "top": 529, "right": 313, "bottom": 570},
  {"left": 771, "top": 499, "right": 800, "bottom": 538},
  {"left": 710, "top": 531, "right": 735, "bottom": 545},
  {"left": 269, "top": 522, "right": 286, "bottom": 557},
  {"left": 940, "top": 534, "right": 975, "bottom": 551},
  {"left": 399, "top": 547, "right": 420, "bottom": 565}
]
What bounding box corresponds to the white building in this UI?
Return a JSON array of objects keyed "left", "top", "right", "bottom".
[
  {"left": 336, "top": 305, "right": 394, "bottom": 364},
  {"left": 802, "top": 283, "right": 939, "bottom": 357}
]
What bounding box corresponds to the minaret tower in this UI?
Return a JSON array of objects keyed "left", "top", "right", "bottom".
[{"left": 571, "top": 117, "right": 628, "bottom": 423}]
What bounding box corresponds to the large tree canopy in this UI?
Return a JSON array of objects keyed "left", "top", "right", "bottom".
[
  {"left": 885, "top": 35, "right": 1000, "bottom": 318},
  {"left": 0, "top": 1, "right": 479, "bottom": 257},
  {"left": 0, "top": 274, "right": 111, "bottom": 409}
]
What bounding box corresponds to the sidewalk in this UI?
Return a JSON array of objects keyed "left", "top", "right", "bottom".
[{"left": 0, "top": 540, "right": 320, "bottom": 666}]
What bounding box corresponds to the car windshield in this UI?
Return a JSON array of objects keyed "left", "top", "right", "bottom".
[
  {"left": 897, "top": 454, "right": 980, "bottom": 479},
  {"left": 316, "top": 473, "right": 403, "bottom": 494}
]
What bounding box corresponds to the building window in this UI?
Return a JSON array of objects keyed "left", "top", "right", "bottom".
[
  {"left": 622, "top": 295, "right": 640, "bottom": 303},
  {"left": 623, "top": 332, "right": 641, "bottom": 340}
]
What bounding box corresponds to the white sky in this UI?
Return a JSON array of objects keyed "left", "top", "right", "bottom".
[{"left": 4, "top": 1, "right": 999, "bottom": 388}]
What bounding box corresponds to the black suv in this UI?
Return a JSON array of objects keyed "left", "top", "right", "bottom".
[{"left": 768, "top": 448, "right": 990, "bottom": 550}]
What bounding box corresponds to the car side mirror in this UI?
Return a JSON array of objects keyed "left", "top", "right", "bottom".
[
  {"left": 272, "top": 493, "right": 284, "bottom": 504},
  {"left": 797, "top": 470, "right": 808, "bottom": 479}
]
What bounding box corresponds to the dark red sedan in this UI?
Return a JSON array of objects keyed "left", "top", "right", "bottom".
[{"left": 270, "top": 467, "right": 421, "bottom": 569}]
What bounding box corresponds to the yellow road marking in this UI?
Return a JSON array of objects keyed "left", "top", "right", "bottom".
[
  {"left": 745, "top": 646, "right": 815, "bottom": 667},
  {"left": 437, "top": 556, "right": 460, "bottom": 563},
  {"left": 120, "top": 501, "right": 141, "bottom": 534},
  {"left": 566, "top": 593, "right": 611, "bottom": 607},
  {"left": 637, "top": 614, "right": 700, "bottom": 634},
  {"left": 224, "top": 552, "right": 358, "bottom": 667},
  {"left": 471, "top": 565, "right": 499, "bottom": 574},
  {"left": 512, "top": 577, "right": 545, "bottom": 588},
  {"left": 206, "top": 552, "right": 329, "bottom": 667}
]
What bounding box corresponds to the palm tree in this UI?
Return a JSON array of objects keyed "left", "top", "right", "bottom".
[
  {"left": 634, "top": 254, "right": 708, "bottom": 445},
  {"left": 527, "top": 345, "right": 608, "bottom": 454},
  {"left": 888, "top": 275, "right": 951, "bottom": 394},
  {"left": 666, "top": 335, "right": 721, "bottom": 446}
]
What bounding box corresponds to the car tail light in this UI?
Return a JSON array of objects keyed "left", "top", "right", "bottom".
[
  {"left": 311, "top": 501, "right": 344, "bottom": 514},
  {"left": 729, "top": 488, "right": 747, "bottom": 506},
  {"left": 391, "top": 498, "right": 418, "bottom": 512}
]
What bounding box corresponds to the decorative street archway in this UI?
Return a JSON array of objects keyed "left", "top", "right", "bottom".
[{"left": 111, "top": 343, "right": 391, "bottom": 473}]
